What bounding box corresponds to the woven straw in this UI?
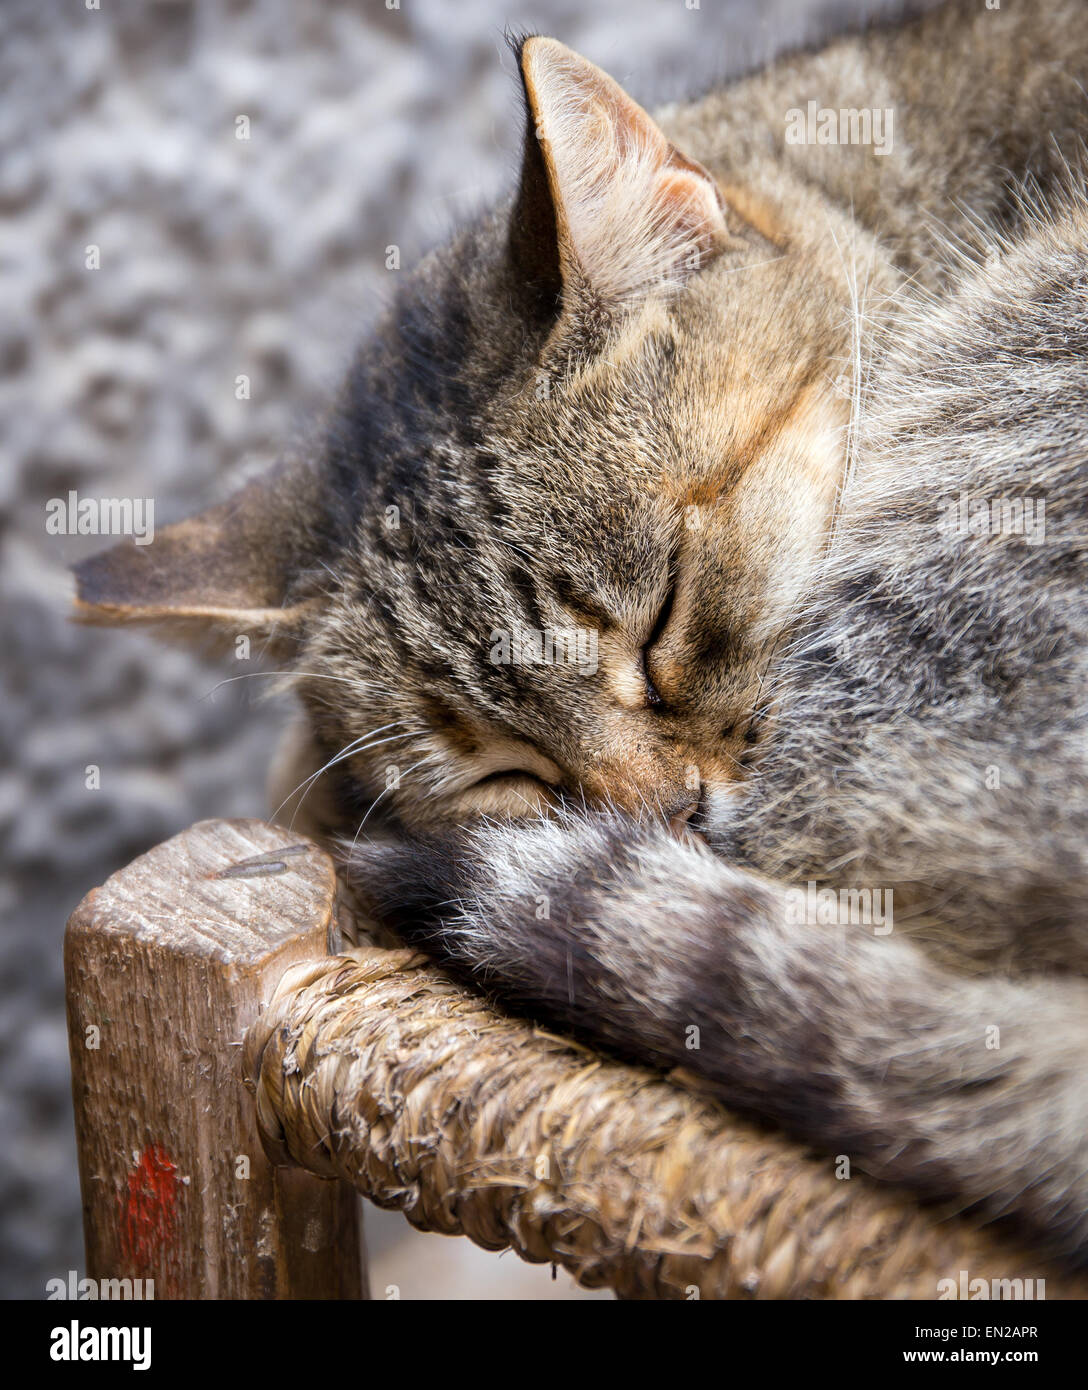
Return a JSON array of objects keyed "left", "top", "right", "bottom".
[{"left": 243, "top": 944, "right": 1087, "bottom": 1299}]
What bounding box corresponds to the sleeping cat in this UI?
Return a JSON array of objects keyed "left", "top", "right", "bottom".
[{"left": 75, "top": 0, "right": 1088, "bottom": 1268}]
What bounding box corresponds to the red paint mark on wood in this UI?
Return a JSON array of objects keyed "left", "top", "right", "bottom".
[{"left": 120, "top": 1145, "right": 180, "bottom": 1271}]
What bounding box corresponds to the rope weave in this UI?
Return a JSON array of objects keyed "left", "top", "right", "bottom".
[{"left": 243, "top": 945, "right": 1086, "bottom": 1299}]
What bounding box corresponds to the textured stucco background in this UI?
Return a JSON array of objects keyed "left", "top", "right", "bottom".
[{"left": 1, "top": 0, "right": 894, "bottom": 1299}]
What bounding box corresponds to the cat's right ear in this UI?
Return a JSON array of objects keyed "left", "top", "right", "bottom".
[
  {"left": 508, "top": 36, "right": 732, "bottom": 325},
  {"left": 71, "top": 462, "right": 326, "bottom": 657}
]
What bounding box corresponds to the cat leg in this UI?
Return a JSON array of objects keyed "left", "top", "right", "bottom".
[{"left": 343, "top": 810, "right": 1088, "bottom": 1266}]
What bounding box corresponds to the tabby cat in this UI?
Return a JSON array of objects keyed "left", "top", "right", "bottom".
[{"left": 75, "top": 0, "right": 1088, "bottom": 1267}]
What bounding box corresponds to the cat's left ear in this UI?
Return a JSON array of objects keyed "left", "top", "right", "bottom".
[
  {"left": 508, "top": 36, "right": 732, "bottom": 319},
  {"left": 71, "top": 462, "right": 326, "bottom": 656}
]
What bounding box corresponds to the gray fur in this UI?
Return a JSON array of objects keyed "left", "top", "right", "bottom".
[
  {"left": 349, "top": 200, "right": 1088, "bottom": 1264},
  {"left": 339, "top": 4, "right": 1088, "bottom": 1266},
  {"left": 72, "top": 0, "right": 1088, "bottom": 1267}
]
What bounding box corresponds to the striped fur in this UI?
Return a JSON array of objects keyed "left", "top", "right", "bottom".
[
  {"left": 72, "top": 0, "right": 1088, "bottom": 1267},
  {"left": 346, "top": 197, "right": 1088, "bottom": 1264}
]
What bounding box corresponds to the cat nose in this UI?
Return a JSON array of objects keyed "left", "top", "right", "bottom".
[
  {"left": 664, "top": 789, "right": 702, "bottom": 838},
  {"left": 576, "top": 747, "right": 702, "bottom": 825}
]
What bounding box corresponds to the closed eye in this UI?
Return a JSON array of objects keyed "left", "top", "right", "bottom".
[
  {"left": 641, "top": 577, "right": 676, "bottom": 708},
  {"left": 472, "top": 768, "right": 549, "bottom": 789},
  {"left": 463, "top": 767, "right": 558, "bottom": 815},
  {"left": 469, "top": 751, "right": 562, "bottom": 792},
  {"left": 448, "top": 740, "right": 562, "bottom": 796}
]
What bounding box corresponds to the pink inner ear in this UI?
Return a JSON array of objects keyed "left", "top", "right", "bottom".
[
  {"left": 654, "top": 168, "right": 726, "bottom": 259},
  {"left": 521, "top": 37, "right": 729, "bottom": 303}
]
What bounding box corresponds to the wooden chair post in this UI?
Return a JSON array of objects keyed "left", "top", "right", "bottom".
[{"left": 64, "top": 818, "right": 366, "bottom": 1299}]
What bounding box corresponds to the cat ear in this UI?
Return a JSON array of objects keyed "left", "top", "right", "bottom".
[
  {"left": 510, "top": 36, "right": 731, "bottom": 314},
  {"left": 71, "top": 463, "right": 324, "bottom": 656}
]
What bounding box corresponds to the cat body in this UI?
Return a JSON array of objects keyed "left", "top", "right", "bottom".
[
  {"left": 75, "top": 0, "right": 1088, "bottom": 1268},
  {"left": 355, "top": 200, "right": 1088, "bottom": 1268}
]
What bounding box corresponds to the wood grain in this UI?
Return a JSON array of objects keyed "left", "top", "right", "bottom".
[{"left": 65, "top": 817, "right": 366, "bottom": 1299}]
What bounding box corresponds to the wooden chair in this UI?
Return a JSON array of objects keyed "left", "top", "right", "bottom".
[{"left": 64, "top": 818, "right": 1086, "bottom": 1299}]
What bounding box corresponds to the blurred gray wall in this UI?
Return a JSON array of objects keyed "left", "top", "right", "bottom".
[{"left": 1, "top": 0, "right": 897, "bottom": 1298}]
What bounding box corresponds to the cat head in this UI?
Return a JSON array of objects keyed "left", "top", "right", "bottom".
[{"left": 75, "top": 37, "right": 857, "bottom": 836}]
